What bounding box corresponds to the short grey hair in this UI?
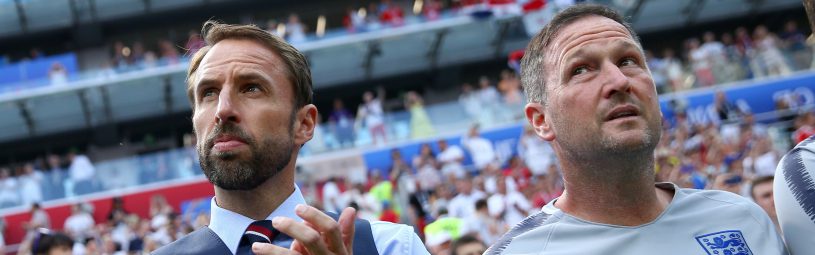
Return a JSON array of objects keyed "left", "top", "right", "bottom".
[{"left": 521, "top": 4, "right": 640, "bottom": 105}]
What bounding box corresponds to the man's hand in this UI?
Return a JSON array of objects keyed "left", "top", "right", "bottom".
[{"left": 251, "top": 205, "right": 357, "bottom": 255}]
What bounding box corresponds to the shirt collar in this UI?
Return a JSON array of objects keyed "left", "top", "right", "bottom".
[{"left": 209, "top": 185, "right": 306, "bottom": 254}]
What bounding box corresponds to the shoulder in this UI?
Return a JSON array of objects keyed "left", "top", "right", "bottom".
[
  {"left": 369, "top": 221, "right": 429, "bottom": 255},
  {"left": 677, "top": 188, "right": 769, "bottom": 224},
  {"left": 151, "top": 227, "right": 230, "bottom": 255}
]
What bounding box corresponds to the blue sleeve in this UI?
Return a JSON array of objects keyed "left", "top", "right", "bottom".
[{"left": 370, "top": 221, "right": 430, "bottom": 255}]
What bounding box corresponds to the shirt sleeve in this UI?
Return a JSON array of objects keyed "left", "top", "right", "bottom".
[{"left": 370, "top": 221, "right": 431, "bottom": 255}]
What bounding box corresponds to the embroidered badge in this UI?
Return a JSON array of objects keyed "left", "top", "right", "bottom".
[{"left": 695, "top": 230, "right": 753, "bottom": 255}]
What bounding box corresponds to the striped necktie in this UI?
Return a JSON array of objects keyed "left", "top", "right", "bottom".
[{"left": 236, "top": 220, "right": 277, "bottom": 255}]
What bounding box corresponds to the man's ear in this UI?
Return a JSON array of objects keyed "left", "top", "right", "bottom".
[
  {"left": 525, "top": 102, "right": 555, "bottom": 141},
  {"left": 294, "top": 104, "right": 318, "bottom": 145}
]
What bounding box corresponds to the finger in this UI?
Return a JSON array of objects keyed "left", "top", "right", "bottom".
[
  {"left": 251, "top": 242, "right": 302, "bottom": 255},
  {"left": 272, "top": 216, "right": 330, "bottom": 255},
  {"left": 294, "top": 204, "right": 344, "bottom": 252},
  {"left": 338, "top": 207, "right": 357, "bottom": 254},
  {"left": 290, "top": 240, "right": 308, "bottom": 255}
]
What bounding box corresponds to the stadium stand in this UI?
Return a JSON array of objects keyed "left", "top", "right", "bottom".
[{"left": 0, "top": 0, "right": 811, "bottom": 254}]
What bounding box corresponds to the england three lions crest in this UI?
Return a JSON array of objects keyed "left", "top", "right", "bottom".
[{"left": 695, "top": 230, "right": 753, "bottom": 255}]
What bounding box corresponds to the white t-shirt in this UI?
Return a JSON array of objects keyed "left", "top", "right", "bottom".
[
  {"left": 447, "top": 191, "right": 486, "bottom": 219},
  {"left": 65, "top": 212, "right": 95, "bottom": 239},
  {"left": 437, "top": 146, "right": 464, "bottom": 164},
  {"left": 519, "top": 134, "right": 555, "bottom": 176},
  {"left": 487, "top": 191, "right": 532, "bottom": 226},
  {"left": 486, "top": 183, "right": 786, "bottom": 255},
  {"left": 321, "top": 181, "right": 342, "bottom": 213},
  {"left": 362, "top": 99, "right": 385, "bottom": 128},
  {"left": 463, "top": 136, "right": 496, "bottom": 170}
]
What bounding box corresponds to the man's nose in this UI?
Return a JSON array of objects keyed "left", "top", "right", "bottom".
[
  {"left": 601, "top": 63, "right": 632, "bottom": 99},
  {"left": 215, "top": 91, "right": 240, "bottom": 124}
]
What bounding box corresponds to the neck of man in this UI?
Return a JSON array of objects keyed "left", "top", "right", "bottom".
[
  {"left": 214, "top": 167, "right": 296, "bottom": 220},
  {"left": 554, "top": 149, "right": 673, "bottom": 226}
]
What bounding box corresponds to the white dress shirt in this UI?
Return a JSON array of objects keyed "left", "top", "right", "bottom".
[{"left": 208, "top": 185, "right": 429, "bottom": 255}]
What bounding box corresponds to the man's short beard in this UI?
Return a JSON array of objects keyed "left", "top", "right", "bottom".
[{"left": 197, "top": 120, "right": 294, "bottom": 191}]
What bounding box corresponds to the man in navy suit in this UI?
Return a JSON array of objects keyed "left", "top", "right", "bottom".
[{"left": 153, "top": 20, "right": 428, "bottom": 255}]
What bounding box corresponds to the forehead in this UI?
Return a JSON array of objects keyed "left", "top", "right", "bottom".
[
  {"left": 195, "top": 39, "right": 286, "bottom": 82},
  {"left": 546, "top": 16, "right": 635, "bottom": 62}
]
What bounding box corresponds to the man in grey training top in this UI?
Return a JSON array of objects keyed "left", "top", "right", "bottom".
[{"left": 486, "top": 4, "right": 786, "bottom": 254}]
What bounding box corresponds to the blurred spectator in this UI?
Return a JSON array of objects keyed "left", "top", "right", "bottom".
[
  {"left": 487, "top": 175, "right": 531, "bottom": 226},
  {"left": 662, "top": 48, "right": 686, "bottom": 91},
  {"left": 424, "top": 208, "right": 462, "bottom": 255},
  {"left": 423, "top": 0, "right": 443, "bottom": 21},
  {"left": 388, "top": 149, "right": 415, "bottom": 219},
  {"left": 18, "top": 163, "right": 44, "bottom": 206},
  {"left": 780, "top": 20, "right": 810, "bottom": 70},
  {"left": 700, "top": 31, "right": 729, "bottom": 84},
  {"left": 68, "top": 151, "right": 96, "bottom": 196},
  {"left": 720, "top": 32, "right": 746, "bottom": 82},
  {"left": 437, "top": 139, "right": 466, "bottom": 180},
  {"left": 744, "top": 136, "right": 779, "bottom": 177},
  {"left": 497, "top": 70, "right": 523, "bottom": 120},
  {"left": 476, "top": 76, "right": 501, "bottom": 125},
  {"left": 461, "top": 124, "right": 496, "bottom": 172},
  {"left": 450, "top": 234, "right": 487, "bottom": 255},
  {"left": 458, "top": 83, "right": 481, "bottom": 122},
  {"left": 406, "top": 91, "right": 436, "bottom": 139},
  {"left": 184, "top": 31, "right": 205, "bottom": 56},
  {"left": 329, "top": 98, "right": 356, "bottom": 148},
  {"left": 131, "top": 41, "right": 146, "bottom": 64},
  {"left": 754, "top": 25, "right": 792, "bottom": 77},
  {"left": 322, "top": 177, "right": 343, "bottom": 213},
  {"left": 158, "top": 40, "right": 180, "bottom": 65},
  {"left": 48, "top": 62, "right": 68, "bottom": 86},
  {"left": 448, "top": 177, "right": 486, "bottom": 219},
  {"left": 646, "top": 50, "right": 669, "bottom": 93},
  {"left": 379, "top": 201, "right": 400, "bottom": 223},
  {"left": 710, "top": 91, "right": 744, "bottom": 126},
  {"left": 358, "top": 88, "right": 387, "bottom": 145},
  {"left": 111, "top": 41, "right": 130, "bottom": 69},
  {"left": 461, "top": 199, "right": 505, "bottom": 246},
  {"left": 266, "top": 19, "right": 283, "bottom": 38},
  {"left": 344, "top": 7, "right": 367, "bottom": 32},
  {"left": 688, "top": 38, "right": 716, "bottom": 87},
  {"left": 42, "top": 154, "right": 66, "bottom": 200},
  {"left": 149, "top": 195, "right": 174, "bottom": 230},
  {"left": 530, "top": 174, "right": 563, "bottom": 208},
  {"left": 735, "top": 26, "right": 760, "bottom": 78},
  {"left": 0, "top": 167, "right": 19, "bottom": 207},
  {"left": 414, "top": 144, "right": 442, "bottom": 193},
  {"left": 23, "top": 203, "right": 51, "bottom": 241},
  {"left": 285, "top": 13, "right": 307, "bottom": 43},
  {"left": 107, "top": 197, "right": 128, "bottom": 227},
  {"left": 379, "top": 0, "right": 405, "bottom": 26},
  {"left": 518, "top": 125, "right": 554, "bottom": 176},
  {"left": 750, "top": 176, "right": 779, "bottom": 231},
  {"left": 64, "top": 203, "right": 95, "bottom": 242}
]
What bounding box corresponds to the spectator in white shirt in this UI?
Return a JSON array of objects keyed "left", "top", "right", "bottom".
[
  {"left": 437, "top": 139, "right": 466, "bottom": 180},
  {"left": 462, "top": 124, "right": 497, "bottom": 172},
  {"left": 518, "top": 125, "right": 555, "bottom": 176},
  {"left": 487, "top": 177, "right": 532, "bottom": 226},
  {"left": 0, "top": 168, "right": 19, "bottom": 208},
  {"left": 18, "top": 163, "right": 44, "bottom": 206},
  {"left": 68, "top": 152, "right": 96, "bottom": 196},
  {"left": 65, "top": 203, "right": 95, "bottom": 242},
  {"left": 448, "top": 177, "right": 486, "bottom": 219},
  {"left": 321, "top": 177, "right": 343, "bottom": 213}
]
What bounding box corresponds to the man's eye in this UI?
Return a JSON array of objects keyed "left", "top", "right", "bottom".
[
  {"left": 244, "top": 84, "right": 261, "bottom": 93},
  {"left": 572, "top": 66, "right": 589, "bottom": 76},
  {"left": 202, "top": 89, "right": 217, "bottom": 98},
  {"left": 620, "top": 57, "right": 638, "bottom": 66}
]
